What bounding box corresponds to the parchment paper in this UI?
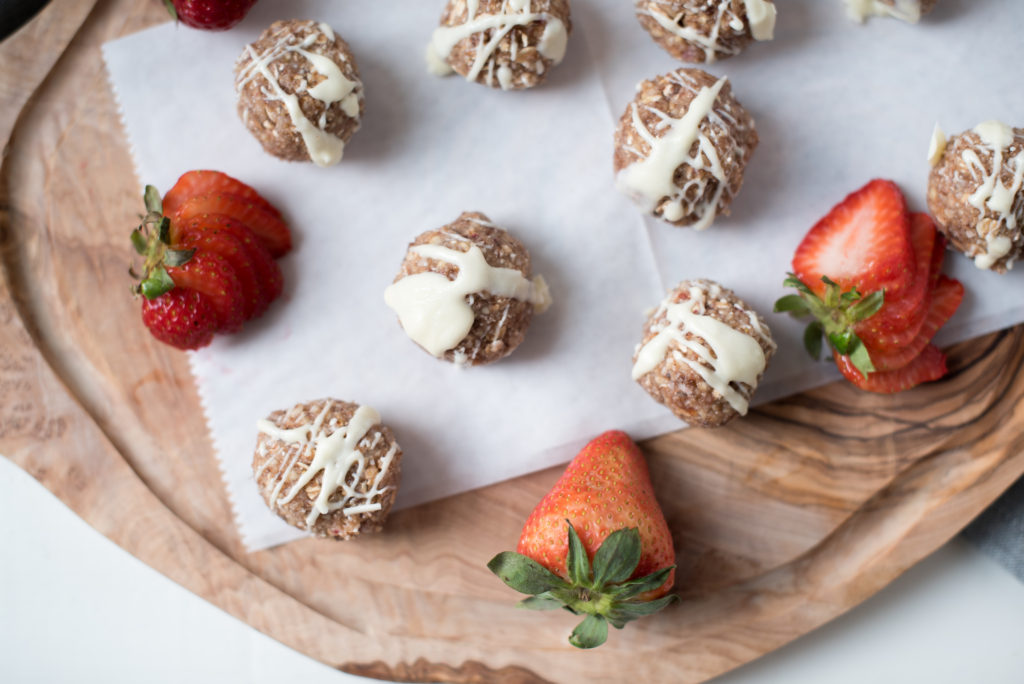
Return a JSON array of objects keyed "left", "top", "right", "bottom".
[{"left": 103, "top": 0, "right": 1024, "bottom": 550}]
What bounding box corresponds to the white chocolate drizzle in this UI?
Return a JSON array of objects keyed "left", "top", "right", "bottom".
[
  {"left": 632, "top": 282, "right": 768, "bottom": 415},
  {"left": 927, "top": 123, "right": 947, "bottom": 166},
  {"left": 426, "top": 0, "right": 568, "bottom": 89},
  {"left": 617, "top": 73, "right": 742, "bottom": 230},
  {"left": 256, "top": 402, "right": 398, "bottom": 527},
  {"left": 845, "top": 0, "right": 924, "bottom": 23},
  {"left": 959, "top": 120, "right": 1024, "bottom": 270},
  {"left": 384, "top": 241, "right": 551, "bottom": 360},
  {"left": 637, "top": 0, "right": 776, "bottom": 64},
  {"left": 236, "top": 22, "right": 363, "bottom": 167}
]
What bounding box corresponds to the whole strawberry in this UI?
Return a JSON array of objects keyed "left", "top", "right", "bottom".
[
  {"left": 488, "top": 431, "right": 677, "bottom": 649},
  {"left": 163, "top": 0, "right": 257, "bottom": 31}
]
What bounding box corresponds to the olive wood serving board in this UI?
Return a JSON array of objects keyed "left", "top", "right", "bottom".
[{"left": 2, "top": 1, "right": 1022, "bottom": 682}]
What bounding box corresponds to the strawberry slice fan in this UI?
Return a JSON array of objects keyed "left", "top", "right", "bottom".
[
  {"left": 774, "top": 179, "right": 963, "bottom": 394},
  {"left": 130, "top": 170, "right": 291, "bottom": 351}
]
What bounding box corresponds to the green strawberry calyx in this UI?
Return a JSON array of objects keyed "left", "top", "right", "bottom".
[
  {"left": 487, "top": 521, "right": 678, "bottom": 649},
  {"left": 773, "top": 273, "right": 884, "bottom": 377},
  {"left": 130, "top": 184, "right": 194, "bottom": 300}
]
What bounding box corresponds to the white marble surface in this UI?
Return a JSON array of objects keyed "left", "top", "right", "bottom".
[{"left": 2, "top": 455, "right": 1022, "bottom": 683}]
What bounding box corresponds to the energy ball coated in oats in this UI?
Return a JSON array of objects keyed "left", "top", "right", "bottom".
[
  {"left": 927, "top": 121, "right": 1024, "bottom": 273},
  {"left": 426, "top": 0, "right": 572, "bottom": 90},
  {"left": 384, "top": 211, "right": 552, "bottom": 366},
  {"left": 614, "top": 68, "right": 758, "bottom": 230},
  {"left": 845, "top": 0, "right": 937, "bottom": 23},
  {"left": 253, "top": 399, "right": 402, "bottom": 539},
  {"left": 632, "top": 279, "right": 775, "bottom": 428},
  {"left": 634, "top": 0, "right": 777, "bottom": 64},
  {"left": 235, "top": 19, "right": 365, "bottom": 167}
]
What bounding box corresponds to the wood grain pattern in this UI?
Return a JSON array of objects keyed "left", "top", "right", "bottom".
[{"left": 2, "top": 2, "right": 1022, "bottom": 682}]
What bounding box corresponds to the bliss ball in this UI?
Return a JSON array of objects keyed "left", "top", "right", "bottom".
[
  {"left": 613, "top": 68, "right": 758, "bottom": 229},
  {"left": 426, "top": 0, "right": 572, "bottom": 90},
  {"left": 927, "top": 120, "right": 1024, "bottom": 273},
  {"left": 384, "top": 211, "right": 552, "bottom": 366},
  {"left": 634, "top": 0, "right": 777, "bottom": 63},
  {"left": 632, "top": 279, "right": 775, "bottom": 427},
  {"left": 235, "top": 19, "right": 365, "bottom": 167},
  {"left": 253, "top": 399, "right": 402, "bottom": 539}
]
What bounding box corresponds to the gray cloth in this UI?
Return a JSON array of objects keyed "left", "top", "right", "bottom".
[{"left": 962, "top": 475, "right": 1024, "bottom": 582}]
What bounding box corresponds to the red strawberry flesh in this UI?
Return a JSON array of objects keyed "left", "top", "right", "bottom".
[
  {"left": 869, "top": 275, "right": 963, "bottom": 372},
  {"left": 163, "top": 170, "right": 281, "bottom": 220},
  {"left": 835, "top": 344, "right": 948, "bottom": 393},
  {"left": 141, "top": 288, "right": 218, "bottom": 350},
  {"left": 174, "top": 214, "right": 283, "bottom": 318},
  {"left": 855, "top": 212, "right": 937, "bottom": 351},
  {"left": 169, "top": 0, "right": 257, "bottom": 31},
  {"left": 793, "top": 179, "right": 914, "bottom": 300},
  {"left": 173, "top": 192, "right": 291, "bottom": 258},
  {"left": 176, "top": 222, "right": 263, "bottom": 321},
  {"left": 516, "top": 430, "right": 675, "bottom": 599},
  {"left": 166, "top": 251, "right": 246, "bottom": 333}
]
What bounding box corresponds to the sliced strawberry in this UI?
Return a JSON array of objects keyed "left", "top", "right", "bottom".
[
  {"left": 834, "top": 344, "right": 948, "bottom": 394},
  {"left": 176, "top": 220, "right": 262, "bottom": 321},
  {"left": 929, "top": 232, "right": 947, "bottom": 289},
  {"left": 855, "top": 212, "right": 936, "bottom": 351},
  {"left": 166, "top": 251, "right": 246, "bottom": 333},
  {"left": 172, "top": 192, "right": 292, "bottom": 258},
  {"left": 870, "top": 275, "right": 964, "bottom": 371},
  {"left": 793, "top": 179, "right": 914, "bottom": 300},
  {"left": 174, "top": 214, "right": 283, "bottom": 317},
  {"left": 162, "top": 170, "right": 281, "bottom": 221},
  {"left": 141, "top": 288, "right": 218, "bottom": 350}
]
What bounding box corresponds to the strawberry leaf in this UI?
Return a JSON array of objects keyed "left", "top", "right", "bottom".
[
  {"left": 839, "top": 287, "right": 862, "bottom": 305},
  {"left": 828, "top": 329, "right": 856, "bottom": 356},
  {"left": 773, "top": 294, "right": 810, "bottom": 316},
  {"left": 804, "top": 321, "right": 824, "bottom": 360},
  {"left": 164, "top": 247, "right": 196, "bottom": 267},
  {"left": 569, "top": 614, "right": 608, "bottom": 649},
  {"left": 158, "top": 216, "right": 172, "bottom": 245},
  {"left": 609, "top": 565, "right": 676, "bottom": 601},
  {"left": 518, "top": 594, "right": 564, "bottom": 611},
  {"left": 606, "top": 594, "right": 678, "bottom": 623},
  {"left": 130, "top": 229, "right": 148, "bottom": 255},
  {"left": 487, "top": 552, "right": 570, "bottom": 595},
  {"left": 144, "top": 184, "right": 163, "bottom": 215},
  {"left": 846, "top": 337, "right": 876, "bottom": 376},
  {"left": 591, "top": 527, "right": 641, "bottom": 589},
  {"left": 566, "top": 521, "right": 592, "bottom": 588},
  {"left": 848, "top": 290, "right": 885, "bottom": 322},
  {"left": 162, "top": 0, "right": 178, "bottom": 22},
  {"left": 140, "top": 266, "right": 175, "bottom": 300},
  {"left": 783, "top": 274, "right": 816, "bottom": 297}
]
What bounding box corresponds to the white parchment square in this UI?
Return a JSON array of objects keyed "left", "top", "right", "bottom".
[{"left": 103, "top": 0, "right": 1024, "bottom": 550}]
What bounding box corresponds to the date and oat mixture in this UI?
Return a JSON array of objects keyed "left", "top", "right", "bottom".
[
  {"left": 927, "top": 121, "right": 1024, "bottom": 273},
  {"left": 235, "top": 19, "right": 365, "bottom": 166},
  {"left": 634, "top": 0, "right": 777, "bottom": 64},
  {"left": 632, "top": 279, "right": 775, "bottom": 428},
  {"left": 253, "top": 399, "right": 402, "bottom": 539},
  {"left": 385, "top": 211, "right": 551, "bottom": 367},
  {"left": 614, "top": 68, "right": 758, "bottom": 230},
  {"left": 426, "top": 0, "right": 572, "bottom": 90}
]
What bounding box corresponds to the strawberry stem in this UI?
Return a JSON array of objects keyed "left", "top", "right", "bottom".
[
  {"left": 775, "top": 274, "right": 883, "bottom": 377},
  {"left": 130, "top": 184, "right": 195, "bottom": 299},
  {"left": 487, "top": 522, "right": 678, "bottom": 649}
]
